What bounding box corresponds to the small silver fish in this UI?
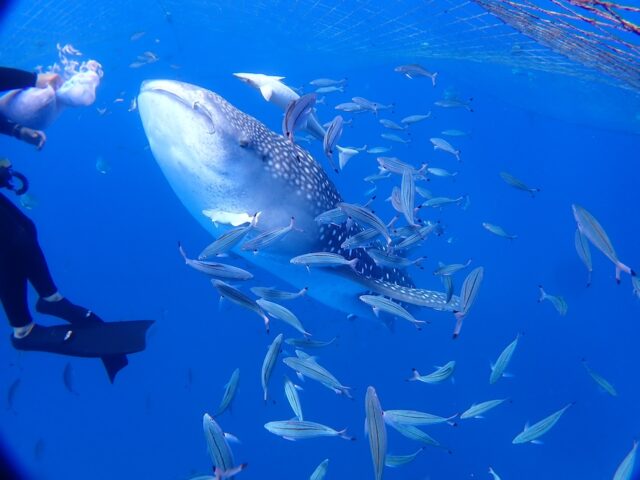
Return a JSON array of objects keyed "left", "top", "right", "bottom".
[
  {"left": 283, "top": 94, "right": 317, "bottom": 142},
  {"left": 401, "top": 169, "right": 416, "bottom": 226},
  {"left": 284, "top": 376, "right": 304, "bottom": 421},
  {"left": 283, "top": 356, "right": 351, "bottom": 397},
  {"left": 377, "top": 157, "right": 424, "bottom": 176},
  {"left": 582, "top": 359, "right": 617, "bottom": 396},
  {"left": 285, "top": 337, "right": 337, "bottom": 349},
  {"left": 199, "top": 213, "right": 259, "bottom": 259},
  {"left": 383, "top": 409, "right": 456, "bottom": 426},
  {"left": 366, "top": 249, "right": 424, "bottom": 270},
  {"left": 212, "top": 280, "right": 270, "bottom": 332},
  {"left": 385, "top": 421, "right": 443, "bottom": 448},
  {"left": 335, "top": 102, "right": 366, "bottom": 113},
  {"left": 214, "top": 368, "right": 240, "bottom": 417},
  {"left": 433, "top": 260, "right": 472, "bottom": 276},
  {"left": 241, "top": 217, "right": 295, "bottom": 253},
  {"left": 400, "top": 113, "right": 431, "bottom": 124},
  {"left": 352, "top": 96, "right": 393, "bottom": 115},
  {"left": 394, "top": 64, "right": 438, "bottom": 86},
  {"left": 379, "top": 118, "right": 407, "bottom": 130},
  {"left": 261, "top": 334, "right": 284, "bottom": 401},
  {"left": 309, "top": 458, "right": 329, "bottom": 480},
  {"left": 250, "top": 286, "right": 308, "bottom": 302},
  {"left": 421, "top": 196, "right": 465, "bottom": 209},
  {"left": 500, "top": 172, "right": 540, "bottom": 197},
  {"left": 427, "top": 167, "right": 457, "bottom": 177},
  {"left": 359, "top": 294, "right": 427, "bottom": 330},
  {"left": 365, "top": 386, "right": 386, "bottom": 480},
  {"left": 366, "top": 146, "right": 392, "bottom": 154},
  {"left": 338, "top": 202, "right": 391, "bottom": 245},
  {"left": 460, "top": 399, "right": 507, "bottom": 420},
  {"left": 434, "top": 98, "right": 473, "bottom": 112},
  {"left": 381, "top": 133, "right": 410, "bottom": 144},
  {"left": 314, "top": 207, "right": 348, "bottom": 226},
  {"left": 572, "top": 204, "right": 635, "bottom": 283},
  {"left": 490, "top": 335, "right": 519, "bottom": 384},
  {"left": 482, "top": 222, "right": 517, "bottom": 240},
  {"left": 613, "top": 440, "right": 638, "bottom": 480},
  {"left": 264, "top": 420, "right": 354, "bottom": 441},
  {"left": 453, "top": 267, "right": 484, "bottom": 338},
  {"left": 315, "top": 85, "right": 344, "bottom": 94},
  {"left": 257, "top": 299, "right": 310, "bottom": 336},
  {"left": 341, "top": 229, "right": 381, "bottom": 250},
  {"left": 409, "top": 361, "right": 456, "bottom": 384},
  {"left": 489, "top": 466, "right": 502, "bottom": 480},
  {"left": 512, "top": 402, "right": 574, "bottom": 444},
  {"left": 430, "top": 137, "right": 460, "bottom": 161},
  {"left": 538, "top": 285, "right": 568, "bottom": 315},
  {"left": 310, "top": 78, "right": 347, "bottom": 87},
  {"left": 394, "top": 223, "right": 439, "bottom": 250},
  {"left": 202, "top": 413, "right": 246, "bottom": 478},
  {"left": 323, "top": 116, "right": 344, "bottom": 172},
  {"left": 290, "top": 252, "right": 358, "bottom": 270},
  {"left": 442, "top": 275, "right": 454, "bottom": 303},
  {"left": 179, "top": 243, "right": 253, "bottom": 280}
]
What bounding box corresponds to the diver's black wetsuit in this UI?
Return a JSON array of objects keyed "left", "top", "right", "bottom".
[{"left": 0, "top": 67, "right": 58, "bottom": 328}]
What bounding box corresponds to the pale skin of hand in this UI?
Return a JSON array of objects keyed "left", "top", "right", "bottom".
[
  {"left": 35, "top": 73, "right": 62, "bottom": 89},
  {"left": 18, "top": 127, "right": 46, "bottom": 150}
]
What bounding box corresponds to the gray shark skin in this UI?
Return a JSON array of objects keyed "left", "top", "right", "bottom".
[{"left": 137, "top": 80, "right": 457, "bottom": 320}]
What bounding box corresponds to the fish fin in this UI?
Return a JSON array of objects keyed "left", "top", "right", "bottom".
[
  {"left": 338, "top": 428, "right": 355, "bottom": 441},
  {"left": 408, "top": 368, "right": 420, "bottom": 381},
  {"left": 259, "top": 84, "right": 274, "bottom": 102},
  {"left": 502, "top": 372, "right": 515, "bottom": 378},
  {"left": 431, "top": 72, "right": 438, "bottom": 87},
  {"left": 524, "top": 422, "right": 530, "bottom": 430},
  {"left": 296, "top": 372, "right": 305, "bottom": 383},
  {"left": 475, "top": 415, "right": 484, "bottom": 419},
  {"left": 531, "top": 440, "right": 544, "bottom": 445},
  {"left": 224, "top": 432, "right": 241, "bottom": 444},
  {"left": 282, "top": 436, "right": 297, "bottom": 441}
]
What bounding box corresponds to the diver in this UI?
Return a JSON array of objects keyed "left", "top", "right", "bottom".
[{"left": 0, "top": 66, "right": 152, "bottom": 382}]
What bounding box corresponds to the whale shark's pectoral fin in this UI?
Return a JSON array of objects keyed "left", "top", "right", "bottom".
[{"left": 259, "top": 84, "right": 274, "bottom": 102}]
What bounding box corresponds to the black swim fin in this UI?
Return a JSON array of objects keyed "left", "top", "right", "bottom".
[
  {"left": 11, "top": 320, "right": 154, "bottom": 358},
  {"left": 35, "top": 298, "right": 134, "bottom": 383}
]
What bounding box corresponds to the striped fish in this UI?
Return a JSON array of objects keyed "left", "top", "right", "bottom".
[
  {"left": 284, "top": 376, "right": 304, "bottom": 421},
  {"left": 453, "top": 267, "right": 484, "bottom": 338},
  {"left": 538, "top": 286, "right": 568, "bottom": 316},
  {"left": 400, "top": 169, "right": 416, "bottom": 226},
  {"left": 323, "top": 115, "right": 344, "bottom": 172},
  {"left": 198, "top": 213, "right": 259, "bottom": 259},
  {"left": 261, "top": 334, "right": 284, "bottom": 401},
  {"left": 283, "top": 356, "right": 351, "bottom": 398},
  {"left": 283, "top": 93, "right": 316, "bottom": 142},
  {"left": 338, "top": 202, "right": 391, "bottom": 245},
  {"left": 500, "top": 171, "right": 540, "bottom": 197},
  {"left": 359, "top": 295, "right": 427, "bottom": 330},
  {"left": 214, "top": 368, "right": 240, "bottom": 417},
  {"left": 264, "top": 420, "right": 354, "bottom": 441},
  {"left": 309, "top": 459, "right": 329, "bottom": 480},
  {"left": 179, "top": 243, "right": 253, "bottom": 280},
  {"left": 250, "top": 286, "right": 307, "bottom": 301},
  {"left": 572, "top": 204, "right": 635, "bottom": 283},
  {"left": 490, "top": 334, "right": 519, "bottom": 384},
  {"left": 212, "top": 280, "right": 270, "bottom": 332},
  {"left": 613, "top": 441, "right": 638, "bottom": 480},
  {"left": 460, "top": 399, "right": 507, "bottom": 420},
  {"left": 582, "top": 360, "right": 617, "bottom": 397},
  {"left": 512, "top": 402, "right": 574, "bottom": 444},
  {"left": 409, "top": 361, "right": 456, "bottom": 384},
  {"left": 241, "top": 217, "right": 296, "bottom": 253},
  {"left": 202, "top": 413, "right": 247, "bottom": 478},
  {"left": 574, "top": 229, "right": 593, "bottom": 286},
  {"left": 365, "top": 386, "right": 386, "bottom": 480},
  {"left": 385, "top": 421, "right": 443, "bottom": 449},
  {"left": 256, "top": 299, "right": 309, "bottom": 336},
  {"left": 383, "top": 409, "right": 456, "bottom": 426}
]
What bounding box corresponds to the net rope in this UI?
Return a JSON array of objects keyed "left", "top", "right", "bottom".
[{"left": 0, "top": 0, "right": 638, "bottom": 92}]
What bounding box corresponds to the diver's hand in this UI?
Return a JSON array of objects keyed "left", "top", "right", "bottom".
[
  {"left": 35, "top": 73, "right": 62, "bottom": 89},
  {"left": 18, "top": 127, "right": 46, "bottom": 150}
]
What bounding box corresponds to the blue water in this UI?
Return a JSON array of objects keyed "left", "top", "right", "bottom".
[{"left": 1, "top": 1, "right": 640, "bottom": 479}]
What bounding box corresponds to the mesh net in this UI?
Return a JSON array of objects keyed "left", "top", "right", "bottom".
[{"left": 0, "top": 0, "right": 638, "bottom": 92}]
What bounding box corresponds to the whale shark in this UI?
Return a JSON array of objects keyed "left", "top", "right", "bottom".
[{"left": 137, "top": 80, "right": 458, "bottom": 322}]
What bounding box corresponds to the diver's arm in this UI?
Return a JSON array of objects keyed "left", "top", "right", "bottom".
[
  {"left": 0, "top": 67, "right": 37, "bottom": 91},
  {"left": 0, "top": 115, "right": 46, "bottom": 149}
]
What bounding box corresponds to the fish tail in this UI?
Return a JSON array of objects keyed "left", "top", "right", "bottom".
[
  {"left": 338, "top": 428, "right": 355, "bottom": 441},
  {"left": 537, "top": 285, "right": 545, "bottom": 302},
  {"left": 177, "top": 241, "right": 188, "bottom": 262},
  {"left": 262, "top": 314, "right": 270, "bottom": 334},
  {"left": 431, "top": 72, "right": 438, "bottom": 87},
  {"left": 215, "top": 463, "right": 248, "bottom": 479},
  {"left": 348, "top": 258, "right": 359, "bottom": 270},
  {"left": 409, "top": 368, "right": 421, "bottom": 381},
  {"left": 452, "top": 311, "right": 465, "bottom": 339},
  {"left": 615, "top": 261, "right": 633, "bottom": 283}
]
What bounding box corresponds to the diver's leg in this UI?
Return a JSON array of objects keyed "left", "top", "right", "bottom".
[{"left": 0, "top": 193, "right": 34, "bottom": 335}]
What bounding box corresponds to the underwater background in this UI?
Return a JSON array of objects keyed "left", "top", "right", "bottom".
[{"left": 1, "top": 1, "right": 639, "bottom": 479}]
